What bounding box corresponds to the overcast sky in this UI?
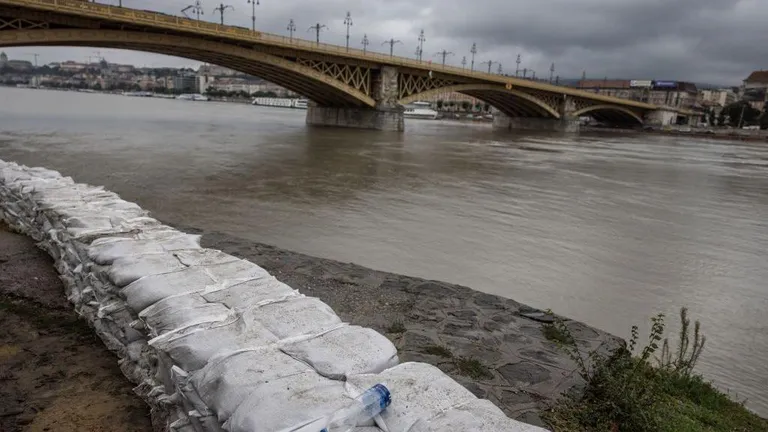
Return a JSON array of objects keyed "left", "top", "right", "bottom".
[{"left": 3, "top": 0, "right": 766, "bottom": 85}]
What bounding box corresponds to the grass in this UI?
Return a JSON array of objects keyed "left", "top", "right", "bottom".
[
  {"left": 454, "top": 356, "right": 493, "bottom": 380},
  {"left": 542, "top": 323, "right": 571, "bottom": 344},
  {"left": 422, "top": 345, "right": 453, "bottom": 358},
  {"left": 385, "top": 320, "right": 406, "bottom": 334},
  {"left": 543, "top": 307, "right": 768, "bottom": 432}
]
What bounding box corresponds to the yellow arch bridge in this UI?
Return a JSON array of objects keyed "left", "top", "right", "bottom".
[{"left": 0, "top": 0, "right": 679, "bottom": 131}]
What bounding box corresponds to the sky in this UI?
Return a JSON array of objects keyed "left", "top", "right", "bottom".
[{"left": 3, "top": 0, "right": 767, "bottom": 85}]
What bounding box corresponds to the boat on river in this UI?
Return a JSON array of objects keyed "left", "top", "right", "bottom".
[
  {"left": 252, "top": 97, "right": 308, "bottom": 109},
  {"left": 403, "top": 101, "right": 438, "bottom": 120}
]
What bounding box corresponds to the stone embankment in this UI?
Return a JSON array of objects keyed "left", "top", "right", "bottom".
[{"left": 0, "top": 159, "right": 562, "bottom": 431}]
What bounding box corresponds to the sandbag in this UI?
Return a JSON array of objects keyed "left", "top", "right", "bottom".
[
  {"left": 148, "top": 315, "right": 279, "bottom": 372},
  {"left": 189, "top": 348, "right": 315, "bottom": 422},
  {"left": 140, "top": 293, "right": 233, "bottom": 337},
  {"left": 201, "top": 276, "right": 299, "bottom": 310},
  {"left": 347, "top": 362, "right": 477, "bottom": 432},
  {"left": 88, "top": 234, "right": 202, "bottom": 264},
  {"left": 224, "top": 371, "right": 351, "bottom": 432},
  {"left": 243, "top": 297, "right": 343, "bottom": 340},
  {"left": 281, "top": 325, "right": 398, "bottom": 380},
  {"left": 410, "top": 398, "right": 548, "bottom": 431},
  {"left": 123, "top": 259, "right": 270, "bottom": 311}
]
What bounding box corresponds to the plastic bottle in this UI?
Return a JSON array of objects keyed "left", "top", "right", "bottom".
[{"left": 320, "top": 384, "right": 391, "bottom": 432}]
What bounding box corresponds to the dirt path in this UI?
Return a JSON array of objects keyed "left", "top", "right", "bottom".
[{"left": 0, "top": 224, "right": 152, "bottom": 432}]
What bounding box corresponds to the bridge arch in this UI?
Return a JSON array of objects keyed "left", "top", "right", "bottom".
[
  {"left": 0, "top": 29, "right": 376, "bottom": 107},
  {"left": 572, "top": 104, "right": 644, "bottom": 125},
  {"left": 399, "top": 83, "right": 561, "bottom": 119}
]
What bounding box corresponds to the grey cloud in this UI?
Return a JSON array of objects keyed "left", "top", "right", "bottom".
[{"left": 4, "top": 0, "right": 766, "bottom": 85}]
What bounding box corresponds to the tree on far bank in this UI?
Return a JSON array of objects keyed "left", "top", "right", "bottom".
[
  {"left": 721, "top": 101, "right": 760, "bottom": 127},
  {"left": 760, "top": 108, "right": 768, "bottom": 130}
]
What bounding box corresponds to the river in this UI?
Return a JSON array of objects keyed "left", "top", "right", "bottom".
[{"left": 1, "top": 86, "right": 767, "bottom": 415}]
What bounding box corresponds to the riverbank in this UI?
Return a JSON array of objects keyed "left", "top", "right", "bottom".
[
  {"left": 189, "top": 226, "right": 621, "bottom": 427},
  {"left": 0, "top": 223, "right": 152, "bottom": 432}
]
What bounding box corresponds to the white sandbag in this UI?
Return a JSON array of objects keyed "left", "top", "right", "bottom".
[
  {"left": 148, "top": 316, "right": 279, "bottom": 372},
  {"left": 409, "top": 398, "right": 548, "bottom": 432},
  {"left": 281, "top": 325, "right": 398, "bottom": 380},
  {"left": 109, "top": 249, "right": 239, "bottom": 287},
  {"left": 243, "top": 297, "right": 343, "bottom": 340},
  {"left": 141, "top": 295, "right": 233, "bottom": 336},
  {"left": 189, "top": 347, "right": 315, "bottom": 421},
  {"left": 201, "top": 276, "right": 299, "bottom": 310},
  {"left": 225, "top": 371, "right": 351, "bottom": 432},
  {"left": 347, "top": 362, "right": 477, "bottom": 432},
  {"left": 88, "top": 234, "right": 202, "bottom": 264},
  {"left": 123, "top": 259, "right": 270, "bottom": 312}
]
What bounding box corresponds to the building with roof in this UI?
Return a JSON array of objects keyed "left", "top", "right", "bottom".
[{"left": 743, "top": 70, "right": 768, "bottom": 90}]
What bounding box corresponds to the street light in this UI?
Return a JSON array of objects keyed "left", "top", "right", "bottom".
[
  {"left": 515, "top": 54, "right": 521, "bottom": 77},
  {"left": 308, "top": 23, "right": 327, "bottom": 45},
  {"left": 212, "top": 3, "right": 233, "bottom": 25},
  {"left": 461, "top": 56, "right": 467, "bottom": 69},
  {"left": 497, "top": 63, "right": 503, "bottom": 75},
  {"left": 434, "top": 50, "right": 454, "bottom": 66},
  {"left": 287, "top": 19, "right": 296, "bottom": 41},
  {"left": 246, "top": 0, "right": 259, "bottom": 32},
  {"left": 522, "top": 68, "right": 527, "bottom": 78},
  {"left": 343, "top": 12, "right": 353, "bottom": 52},
  {"left": 549, "top": 62, "right": 555, "bottom": 83},
  {"left": 417, "top": 30, "right": 425, "bottom": 62},
  {"left": 382, "top": 39, "right": 402, "bottom": 56},
  {"left": 361, "top": 34, "right": 369, "bottom": 54},
  {"left": 181, "top": 1, "right": 204, "bottom": 20},
  {"left": 481, "top": 60, "right": 497, "bottom": 74},
  {"left": 415, "top": 46, "right": 422, "bottom": 60},
  {"left": 470, "top": 43, "right": 477, "bottom": 71}
]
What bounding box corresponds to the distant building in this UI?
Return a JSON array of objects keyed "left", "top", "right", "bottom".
[
  {"left": 576, "top": 79, "right": 698, "bottom": 110},
  {"left": 699, "top": 89, "right": 737, "bottom": 107},
  {"left": 0, "top": 51, "right": 7, "bottom": 68},
  {"left": 5, "top": 59, "right": 33, "bottom": 71},
  {"left": 743, "top": 70, "right": 768, "bottom": 90},
  {"left": 59, "top": 61, "right": 87, "bottom": 72},
  {"left": 170, "top": 75, "right": 196, "bottom": 92}
]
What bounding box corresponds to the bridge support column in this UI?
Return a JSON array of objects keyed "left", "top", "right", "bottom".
[
  {"left": 306, "top": 66, "right": 404, "bottom": 131},
  {"left": 492, "top": 113, "right": 580, "bottom": 132}
]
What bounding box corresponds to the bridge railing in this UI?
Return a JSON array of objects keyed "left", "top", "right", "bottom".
[{"left": 3, "top": 0, "right": 658, "bottom": 110}]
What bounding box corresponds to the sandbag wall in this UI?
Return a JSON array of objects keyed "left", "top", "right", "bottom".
[{"left": 0, "top": 159, "right": 547, "bottom": 432}]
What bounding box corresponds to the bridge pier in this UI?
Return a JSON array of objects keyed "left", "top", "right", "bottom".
[
  {"left": 306, "top": 105, "right": 404, "bottom": 131},
  {"left": 492, "top": 112, "right": 580, "bottom": 133},
  {"left": 306, "top": 66, "right": 405, "bottom": 131}
]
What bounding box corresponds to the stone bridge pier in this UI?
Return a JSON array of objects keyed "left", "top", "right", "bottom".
[
  {"left": 492, "top": 95, "right": 580, "bottom": 133},
  {"left": 306, "top": 66, "right": 405, "bottom": 131}
]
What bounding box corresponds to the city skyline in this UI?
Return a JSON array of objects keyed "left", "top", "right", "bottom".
[{"left": 1, "top": 0, "right": 766, "bottom": 85}]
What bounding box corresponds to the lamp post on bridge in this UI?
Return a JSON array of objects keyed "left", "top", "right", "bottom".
[
  {"left": 522, "top": 68, "right": 527, "bottom": 78},
  {"left": 461, "top": 56, "right": 467, "bottom": 70},
  {"left": 246, "top": 0, "right": 259, "bottom": 32},
  {"left": 382, "top": 39, "right": 402, "bottom": 56},
  {"left": 343, "top": 12, "right": 353, "bottom": 52},
  {"left": 361, "top": 34, "right": 369, "bottom": 54},
  {"left": 212, "top": 3, "right": 233, "bottom": 25},
  {"left": 549, "top": 62, "right": 555, "bottom": 83},
  {"left": 497, "top": 63, "right": 503, "bottom": 75},
  {"left": 470, "top": 43, "right": 477, "bottom": 71},
  {"left": 515, "top": 54, "right": 521, "bottom": 77},
  {"left": 181, "top": 1, "right": 204, "bottom": 21},
  {"left": 308, "top": 23, "right": 327, "bottom": 45},
  {"left": 434, "top": 50, "right": 454, "bottom": 66},
  {"left": 286, "top": 19, "right": 296, "bottom": 41},
  {"left": 417, "top": 30, "right": 425, "bottom": 62},
  {"left": 481, "top": 60, "right": 497, "bottom": 74},
  {"left": 415, "top": 46, "right": 422, "bottom": 60}
]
